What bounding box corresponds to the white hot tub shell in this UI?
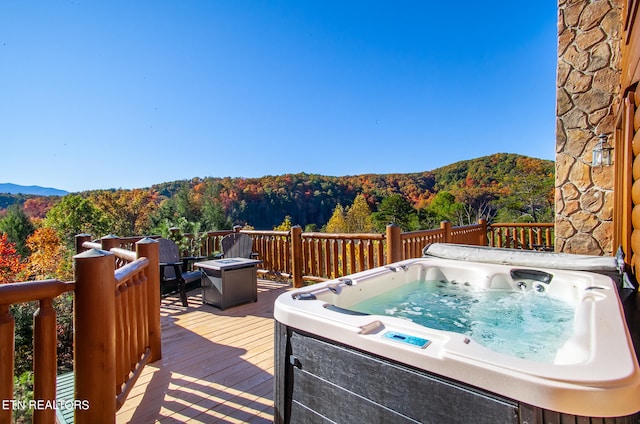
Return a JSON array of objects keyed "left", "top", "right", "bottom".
[{"left": 273, "top": 245, "right": 640, "bottom": 423}]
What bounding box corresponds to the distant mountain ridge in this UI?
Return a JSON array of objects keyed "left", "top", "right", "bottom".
[{"left": 0, "top": 183, "right": 68, "bottom": 196}]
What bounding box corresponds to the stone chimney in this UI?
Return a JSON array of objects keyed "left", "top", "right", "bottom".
[{"left": 555, "top": 0, "right": 622, "bottom": 255}]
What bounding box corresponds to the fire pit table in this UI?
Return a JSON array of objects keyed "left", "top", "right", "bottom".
[{"left": 195, "top": 258, "right": 262, "bottom": 310}]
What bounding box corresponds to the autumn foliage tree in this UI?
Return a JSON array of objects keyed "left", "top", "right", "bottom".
[
  {"left": 26, "top": 227, "right": 72, "bottom": 280},
  {"left": 22, "top": 196, "right": 57, "bottom": 220},
  {"left": 325, "top": 204, "right": 348, "bottom": 233},
  {"left": 345, "top": 194, "right": 374, "bottom": 233},
  {"left": 89, "top": 189, "right": 160, "bottom": 236},
  {"left": 274, "top": 215, "right": 293, "bottom": 231},
  {"left": 0, "top": 233, "right": 25, "bottom": 284}
]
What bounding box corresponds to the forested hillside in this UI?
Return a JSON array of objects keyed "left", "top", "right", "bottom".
[
  {"left": 148, "top": 153, "right": 553, "bottom": 230},
  {"left": 0, "top": 153, "right": 554, "bottom": 234},
  {"left": 150, "top": 170, "right": 438, "bottom": 230}
]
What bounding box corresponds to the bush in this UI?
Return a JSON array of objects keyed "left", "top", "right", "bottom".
[
  {"left": 13, "top": 371, "right": 34, "bottom": 424},
  {"left": 11, "top": 293, "right": 74, "bottom": 377}
]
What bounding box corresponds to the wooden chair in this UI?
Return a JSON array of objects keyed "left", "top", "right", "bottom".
[
  {"left": 158, "top": 238, "right": 202, "bottom": 307},
  {"left": 217, "top": 233, "right": 258, "bottom": 259}
]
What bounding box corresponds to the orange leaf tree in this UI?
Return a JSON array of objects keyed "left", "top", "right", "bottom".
[{"left": 26, "top": 227, "right": 72, "bottom": 280}]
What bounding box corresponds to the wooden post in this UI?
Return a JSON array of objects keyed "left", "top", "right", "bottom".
[
  {"left": 74, "top": 249, "right": 116, "bottom": 423},
  {"left": 101, "top": 234, "right": 120, "bottom": 251},
  {"left": 0, "top": 305, "right": 14, "bottom": 424},
  {"left": 290, "top": 226, "right": 303, "bottom": 288},
  {"left": 441, "top": 221, "right": 452, "bottom": 243},
  {"left": 76, "top": 234, "right": 92, "bottom": 254},
  {"left": 136, "top": 238, "right": 161, "bottom": 362},
  {"left": 386, "top": 224, "right": 402, "bottom": 264},
  {"left": 478, "top": 219, "right": 488, "bottom": 246},
  {"left": 169, "top": 227, "right": 181, "bottom": 240},
  {"left": 33, "top": 298, "right": 57, "bottom": 423}
]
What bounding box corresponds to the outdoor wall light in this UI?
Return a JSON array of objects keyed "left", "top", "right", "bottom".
[{"left": 592, "top": 134, "right": 613, "bottom": 167}]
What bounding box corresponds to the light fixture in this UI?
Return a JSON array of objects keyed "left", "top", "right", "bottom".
[{"left": 592, "top": 134, "right": 613, "bottom": 167}]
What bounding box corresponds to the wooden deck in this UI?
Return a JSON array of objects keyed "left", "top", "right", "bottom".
[{"left": 116, "top": 279, "right": 290, "bottom": 423}]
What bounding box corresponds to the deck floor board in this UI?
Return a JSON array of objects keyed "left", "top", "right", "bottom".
[{"left": 116, "top": 280, "right": 290, "bottom": 423}]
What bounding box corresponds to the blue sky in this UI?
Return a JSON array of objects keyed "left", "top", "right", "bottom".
[{"left": 1, "top": 1, "right": 557, "bottom": 193}]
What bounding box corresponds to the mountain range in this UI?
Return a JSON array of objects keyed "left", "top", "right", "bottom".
[{"left": 0, "top": 183, "right": 69, "bottom": 196}]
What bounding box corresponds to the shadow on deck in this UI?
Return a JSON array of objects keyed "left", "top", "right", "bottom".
[{"left": 116, "top": 279, "right": 291, "bottom": 423}]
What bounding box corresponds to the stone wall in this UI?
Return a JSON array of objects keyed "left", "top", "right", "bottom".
[{"left": 555, "top": 0, "right": 622, "bottom": 255}]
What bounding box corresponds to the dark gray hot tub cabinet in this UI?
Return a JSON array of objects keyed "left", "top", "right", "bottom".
[{"left": 274, "top": 322, "right": 640, "bottom": 424}]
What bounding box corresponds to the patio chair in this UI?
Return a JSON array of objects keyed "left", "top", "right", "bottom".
[
  {"left": 216, "top": 233, "right": 258, "bottom": 259},
  {"left": 158, "top": 238, "right": 202, "bottom": 307}
]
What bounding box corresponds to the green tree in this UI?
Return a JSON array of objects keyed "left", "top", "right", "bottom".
[
  {"left": 345, "top": 194, "right": 374, "bottom": 233},
  {"left": 0, "top": 204, "right": 35, "bottom": 257},
  {"left": 372, "top": 194, "right": 417, "bottom": 232},
  {"left": 202, "top": 183, "right": 232, "bottom": 230},
  {"left": 325, "top": 204, "right": 348, "bottom": 233},
  {"left": 420, "top": 191, "right": 464, "bottom": 228},
  {"left": 42, "top": 195, "right": 110, "bottom": 247},
  {"left": 500, "top": 169, "right": 554, "bottom": 222},
  {"left": 150, "top": 180, "right": 233, "bottom": 232}
]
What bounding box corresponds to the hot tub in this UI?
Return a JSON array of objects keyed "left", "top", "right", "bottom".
[{"left": 273, "top": 245, "right": 640, "bottom": 423}]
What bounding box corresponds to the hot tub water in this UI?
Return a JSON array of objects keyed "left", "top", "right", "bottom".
[{"left": 349, "top": 279, "right": 575, "bottom": 363}]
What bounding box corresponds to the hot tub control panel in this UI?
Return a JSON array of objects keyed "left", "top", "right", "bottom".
[{"left": 383, "top": 331, "right": 430, "bottom": 348}]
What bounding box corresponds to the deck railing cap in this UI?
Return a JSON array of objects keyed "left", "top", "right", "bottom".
[
  {"left": 136, "top": 237, "right": 159, "bottom": 245},
  {"left": 74, "top": 247, "right": 113, "bottom": 259}
]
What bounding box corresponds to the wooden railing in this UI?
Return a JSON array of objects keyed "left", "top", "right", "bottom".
[
  {"left": 78, "top": 223, "right": 556, "bottom": 287},
  {"left": 165, "top": 220, "right": 553, "bottom": 287},
  {"left": 245, "top": 229, "right": 292, "bottom": 277},
  {"left": 75, "top": 235, "right": 161, "bottom": 416},
  {"left": 300, "top": 231, "right": 386, "bottom": 281},
  {"left": 1, "top": 237, "right": 160, "bottom": 424},
  {"left": 487, "top": 223, "right": 555, "bottom": 251},
  {"left": 0, "top": 279, "right": 75, "bottom": 423},
  {"left": 396, "top": 220, "right": 487, "bottom": 262}
]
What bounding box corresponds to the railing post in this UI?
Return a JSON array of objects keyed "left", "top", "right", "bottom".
[
  {"left": 233, "top": 225, "right": 243, "bottom": 233},
  {"left": 169, "top": 226, "right": 181, "bottom": 240},
  {"left": 136, "top": 237, "right": 161, "bottom": 362},
  {"left": 101, "top": 234, "right": 121, "bottom": 251},
  {"left": 33, "top": 298, "right": 57, "bottom": 423},
  {"left": 76, "top": 233, "right": 92, "bottom": 254},
  {"left": 478, "top": 219, "right": 488, "bottom": 246},
  {"left": 386, "top": 224, "right": 402, "bottom": 264},
  {"left": 441, "top": 221, "right": 452, "bottom": 243},
  {"left": 0, "top": 305, "right": 14, "bottom": 424},
  {"left": 291, "top": 226, "right": 303, "bottom": 288},
  {"left": 74, "top": 249, "right": 117, "bottom": 423}
]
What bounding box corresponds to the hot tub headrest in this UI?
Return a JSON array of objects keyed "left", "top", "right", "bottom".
[{"left": 422, "top": 243, "right": 619, "bottom": 273}]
